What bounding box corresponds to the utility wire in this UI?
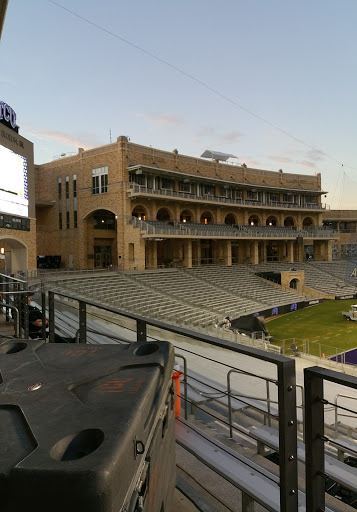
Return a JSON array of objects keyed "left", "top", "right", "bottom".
[{"left": 49, "top": 1, "right": 357, "bottom": 177}]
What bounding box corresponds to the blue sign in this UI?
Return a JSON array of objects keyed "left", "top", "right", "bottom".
[{"left": 0, "top": 101, "right": 17, "bottom": 130}]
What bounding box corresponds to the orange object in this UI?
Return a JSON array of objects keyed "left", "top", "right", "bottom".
[
  {"left": 322, "top": 353, "right": 325, "bottom": 359},
  {"left": 172, "top": 370, "right": 183, "bottom": 417}
]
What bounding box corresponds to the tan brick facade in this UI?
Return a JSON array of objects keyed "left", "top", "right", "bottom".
[
  {"left": 34, "top": 136, "right": 334, "bottom": 270},
  {"left": 322, "top": 210, "right": 357, "bottom": 259}
]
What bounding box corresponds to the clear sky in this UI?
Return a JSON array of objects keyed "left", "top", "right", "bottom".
[{"left": 1, "top": 0, "right": 357, "bottom": 209}]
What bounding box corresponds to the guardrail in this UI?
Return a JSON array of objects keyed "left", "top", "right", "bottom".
[
  {"left": 304, "top": 367, "right": 357, "bottom": 511},
  {"left": 43, "top": 288, "right": 299, "bottom": 512},
  {"left": 128, "top": 183, "right": 326, "bottom": 211}
]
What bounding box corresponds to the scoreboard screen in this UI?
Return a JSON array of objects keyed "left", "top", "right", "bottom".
[{"left": 0, "top": 144, "right": 28, "bottom": 217}]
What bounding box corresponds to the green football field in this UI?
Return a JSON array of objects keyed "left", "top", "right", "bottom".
[{"left": 266, "top": 299, "right": 357, "bottom": 358}]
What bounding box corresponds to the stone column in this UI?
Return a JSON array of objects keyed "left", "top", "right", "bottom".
[
  {"left": 183, "top": 240, "right": 193, "bottom": 268},
  {"left": 295, "top": 241, "right": 304, "bottom": 262},
  {"left": 145, "top": 240, "right": 157, "bottom": 269},
  {"left": 327, "top": 240, "right": 333, "bottom": 262},
  {"left": 251, "top": 241, "right": 259, "bottom": 265},
  {"left": 287, "top": 240, "right": 294, "bottom": 263},
  {"left": 222, "top": 240, "right": 232, "bottom": 266}
]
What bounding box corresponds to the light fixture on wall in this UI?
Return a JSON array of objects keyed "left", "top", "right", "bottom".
[{"left": 0, "top": 248, "right": 4, "bottom": 254}]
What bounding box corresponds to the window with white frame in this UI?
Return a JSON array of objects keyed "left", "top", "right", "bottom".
[{"left": 92, "top": 166, "right": 108, "bottom": 195}]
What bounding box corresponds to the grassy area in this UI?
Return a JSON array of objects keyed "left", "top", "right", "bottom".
[{"left": 267, "top": 299, "right": 357, "bottom": 358}]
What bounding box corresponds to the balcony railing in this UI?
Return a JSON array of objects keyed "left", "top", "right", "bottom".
[
  {"left": 128, "top": 183, "right": 326, "bottom": 210},
  {"left": 129, "top": 218, "right": 337, "bottom": 239}
]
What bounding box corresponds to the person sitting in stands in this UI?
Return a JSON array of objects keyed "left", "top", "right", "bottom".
[
  {"left": 24, "top": 293, "right": 74, "bottom": 343},
  {"left": 24, "top": 292, "right": 48, "bottom": 339},
  {"left": 214, "top": 316, "right": 231, "bottom": 330}
]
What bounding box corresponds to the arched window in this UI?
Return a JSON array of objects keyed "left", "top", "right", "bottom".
[
  {"left": 266, "top": 216, "right": 278, "bottom": 226},
  {"left": 225, "top": 213, "right": 236, "bottom": 225},
  {"left": 248, "top": 215, "right": 260, "bottom": 226},
  {"left": 156, "top": 208, "right": 171, "bottom": 222},
  {"left": 200, "top": 211, "right": 213, "bottom": 224},
  {"left": 284, "top": 217, "right": 295, "bottom": 228},
  {"left": 132, "top": 205, "right": 147, "bottom": 221}
]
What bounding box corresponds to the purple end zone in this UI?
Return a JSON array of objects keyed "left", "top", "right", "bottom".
[{"left": 331, "top": 347, "right": 357, "bottom": 365}]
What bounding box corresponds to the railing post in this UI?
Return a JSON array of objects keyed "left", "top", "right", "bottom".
[
  {"left": 79, "top": 301, "right": 87, "bottom": 343},
  {"left": 137, "top": 319, "right": 147, "bottom": 341},
  {"left": 304, "top": 367, "right": 325, "bottom": 512},
  {"left": 48, "top": 291, "right": 55, "bottom": 343},
  {"left": 41, "top": 290, "right": 47, "bottom": 341},
  {"left": 277, "top": 359, "right": 298, "bottom": 512}
]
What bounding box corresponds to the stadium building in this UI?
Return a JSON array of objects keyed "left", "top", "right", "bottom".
[
  {"left": 0, "top": 100, "right": 36, "bottom": 273},
  {"left": 323, "top": 209, "right": 357, "bottom": 259},
  {"left": 35, "top": 136, "right": 335, "bottom": 271}
]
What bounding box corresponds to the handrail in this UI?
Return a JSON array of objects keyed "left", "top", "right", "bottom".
[
  {"left": 0, "top": 301, "right": 20, "bottom": 337},
  {"left": 45, "top": 288, "right": 299, "bottom": 512},
  {"left": 128, "top": 183, "right": 326, "bottom": 211},
  {"left": 304, "top": 366, "right": 357, "bottom": 511},
  {"left": 334, "top": 393, "right": 357, "bottom": 436}
]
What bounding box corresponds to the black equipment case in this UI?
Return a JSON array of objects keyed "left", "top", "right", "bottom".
[{"left": 0, "top": 339, "right": 176, "bottom": 512}]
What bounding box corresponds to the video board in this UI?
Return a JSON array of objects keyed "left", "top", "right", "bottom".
[{"left": 0, "top": 143, "right": 28, "bottom": 217}]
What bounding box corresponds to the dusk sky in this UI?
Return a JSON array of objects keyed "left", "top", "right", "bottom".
[{"left": 1, "top": 0, "right": 357, "bottom": 208}]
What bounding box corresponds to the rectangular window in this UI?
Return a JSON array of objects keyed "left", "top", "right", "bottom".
[
  {"left": 200, "top": 184, "right": 215, "bottom": 196},
  {"left": 247, "top": 190, "right": 258, "bottom": 200},
  {"left": 58, "top": 177, "right": 62, "bottom": 200},
  {"left": 270, "top": 193, "right": 279, "bottom": 202},
  {"left": 92, "top": 166, "right": 108, "bottom": 194},
  {"left": 59, "top": 212, "right": 62, "bottom": 230},
  {"left": 160, "top": 177, "right": 174, "bottom": 190},
  {"left": 129, "top": 171, "right": 146, "bottom": 186},
  {"left": 283, "top": 193, "right": 294, "bottom": 202},
  {"left": 73, "top": 175, "right": 77, "bottom": 197},
  {"left": 219, "top": 186, "right": 231, "bottom": 198},
  {"left": 66, "top": 211, "right": 70, "bottom": 229},
  {"left": 65, "top": 176, "right": 69, "bottom": 199},
  {"left": 129, "top": 243, "right": 134, "bottom": 261},
  {"left": 179, "top": 180, "right": 191, "bottom": 193},
  {"left": 73, "top": 210, "right": 78, "bottom": 229}
]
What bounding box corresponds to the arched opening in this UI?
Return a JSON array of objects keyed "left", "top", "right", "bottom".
[
  {"left": 248, "top": 215, "right": 260, "bottom": 226},
  {"left": 284, "top": 216, "right": 295, "bottom": 228},
  {"left": 225, "top": 213, "right": 236, "bottom": 225},
  {"left": 156, "top": 208, "right": 171, "bottom": 222},
  {"left": 303, "top": 217, "right": 314, "bottom": 228},
  {"left": 290, "top": 278, "right": 299, "bottom": 290},
  {"left": 200, "top": 211, "right": 213, "bottom": 224},
  {"left": 180, "top": 209, "right": 193, "bottom": 223},
  {"left": 132, "top": 205, "right": 147, "bottom": 221},
  {"left": 85, "top": 209, "right": 117, "bottom": 269},
  {"left": 0, "top": 237, "right": 28, "bottom": 275},
  {"left": 266, "top": 216, "right": 278, "bottom": 227}
]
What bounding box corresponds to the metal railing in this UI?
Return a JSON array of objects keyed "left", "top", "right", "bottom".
[
  {"left": 304, "top": 366, "right": 357, "bottom": 511},
  {"left": 128, "top": 183, "right": 326, "bottom": 211},
  {"left": 43, "top": 288, "right": 299, "bottom": 512},
  {"left": 130, "top": 216, "right": 336, "bottom": 240}
]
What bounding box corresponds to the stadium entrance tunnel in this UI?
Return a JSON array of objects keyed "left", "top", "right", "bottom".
[
  {"left": 289, "top": 278, "right": 302, "bottom": 293},
  {"left": 0, "top": 237, "right": 28, "bottom": 275},
  {"left": 83, "top": 209, "right": 117, "bottom": 269}
]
